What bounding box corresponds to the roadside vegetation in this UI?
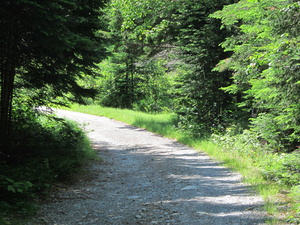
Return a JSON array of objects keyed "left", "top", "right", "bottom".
[
  {"left": 1, "top": 1, "right": 106, "bottom": 223},
  {"left": 1, "top": 0, "right": 300, "bottom": 224},
  {"left": 0, "top": 107, "right": 96, "bottom": 225},
  {"left": 68, "top": 104, "right": 300, "bottom": 224}
]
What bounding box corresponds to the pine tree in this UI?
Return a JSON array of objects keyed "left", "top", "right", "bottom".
[
  {"left": 173, "top": 0, "right": 238, "bottom": 137},
  {"left": 212, "top": 0, "right": 300, "bottom": 151},
  {"left": 0, "top": 0, "right": 107, "bottom": 152}
]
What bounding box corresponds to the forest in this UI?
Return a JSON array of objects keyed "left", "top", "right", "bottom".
[{"left": 1, "top": 0, "right": 300, "bottom": 223}]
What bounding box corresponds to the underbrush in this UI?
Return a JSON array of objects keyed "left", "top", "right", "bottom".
[
  {"left": 211, "top": 128, "right": 300, "bottom": 223},
  {"left": 0, "top": 107, "right": 96, "bottom": 223}
]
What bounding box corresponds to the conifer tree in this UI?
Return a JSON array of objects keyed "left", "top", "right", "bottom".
[
  {"left": 173, "top": 0, "right": 238, "bottom": 137},
  {"left": 212, "top": 0, "right": 300, "bottom": 151},
  {"left": 0, "top": 0, "right": 107, "bottom": 152}
]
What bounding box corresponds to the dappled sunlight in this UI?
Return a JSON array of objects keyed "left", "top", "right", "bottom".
[{"left": 30, "top": 109, "right": 270, "bottom": 225}]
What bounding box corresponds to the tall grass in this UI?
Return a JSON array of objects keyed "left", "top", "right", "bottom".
[{"left": 66, "top": 104, "right": 294, "bottom": 223}]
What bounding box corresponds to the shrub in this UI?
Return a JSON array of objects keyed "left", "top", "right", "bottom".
[
  {"left": 33, "top": 116, "right": 94, "bottom": 181},
  {"left": 0, "top": 107, "right": 95, "bottom": 220},
  {"left": 211, "top": 127, "right": 270, "bottom": 160},
  {"left": 262, "top": 152, "right": 300, "bottom": 186},
  {"left": 212, "top": 126, "right": 300, "bottom": 187}
]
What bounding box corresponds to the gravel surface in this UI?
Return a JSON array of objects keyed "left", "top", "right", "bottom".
[{"left": 27, "top": 109, "right": 268, "bottom": 225}]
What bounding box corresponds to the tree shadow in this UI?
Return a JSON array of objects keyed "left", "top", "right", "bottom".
[{"left": 90, "top": 139, "right": 273, "bottom": 224}]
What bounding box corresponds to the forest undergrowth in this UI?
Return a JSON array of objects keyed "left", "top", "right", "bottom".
[
  {"left": 0, "top": 107, "right": 96, "bottom": 225},
  {"left": 67, "top": 104, "right": 300, "bottom": 224}
]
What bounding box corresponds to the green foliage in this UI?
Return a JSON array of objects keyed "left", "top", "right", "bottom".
[
  {"left": 4, "top": 177, "right": 33, "bottom": 194},
  {"left": 108, "top": 0, "right": 178, "bottom": 44},
  {"left": 103, "top": 0, "right": 240, "bottom": 128},
  {"left": 211, "top": 0, "right": 300, "bottom": 151},
  {"left": 288, "top": 185, "right": 300, "bottom": 223},
  {"left": 172, "top": 0, "right": 238, "bottom": 137},
  {"left": 250, "top": 113, "right": 285, "bottom": 150},
  {"left": 262, "top": 152, "right": 300, "bottom": 186},
  {"left": 211, "top": 127, "right": 272, "bottom": 164},
  {"left": 35, "top": 117, "right": 93, "bottom": 180},
  {"left": 94, "top": 0, "right": 180, "bottom": 112},
  {"left": 0, "top": 0, "right": 108, "bottom": 151},
  {"left": 0, "top": 106, "right": 95, "bottom": 220},
  {"left": 211, "top": 125, "right": 300, "bottom": 187}
]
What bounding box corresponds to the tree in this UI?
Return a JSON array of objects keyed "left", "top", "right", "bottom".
[
  {"left": 173, "top": 0, "right": 238, "bottom": 137},
  {"left": 98, "top": 43, "right": 142, "bottom": 109},
  {"left": 0, "top": 0, "right": 107, "bottom": 153},
  {"left": 97, "top": 0, "right": 176, "bottom": 111},
  {"left": 104, "top": 0, "right": 238, "bottom": 128},
  {"left": 211, "top": 0, "right": 300, "bottom": 151}
]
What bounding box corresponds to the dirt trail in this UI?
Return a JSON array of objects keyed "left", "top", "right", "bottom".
[{"left": 27, "top": 109, "right": 267, "bottom": 225}]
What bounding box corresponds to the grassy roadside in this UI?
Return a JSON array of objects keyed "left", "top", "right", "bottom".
[{"left": 66, "top": 104, "right": 295, "bottom": 224}]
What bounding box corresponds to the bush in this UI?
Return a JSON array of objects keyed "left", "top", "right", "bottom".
[
  {"left": 0, "top": 107, "right": 95, "bottom": 220},
  {"left": 211, "top": 127, "right": 270, "bottom": 160},
  {"left": 213, "top": 125, "right": 300, "bottom": 187},
  {"left": 133, "top": 97, "right": 173, "bottom": 113},
  {"left": 33, "top": 116, "right": 94, "bottom": 181},
  {"left": 262, "top": 152, "right": 300, "bottom": 186}
]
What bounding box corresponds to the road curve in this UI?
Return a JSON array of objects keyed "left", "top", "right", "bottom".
[{"left": 28, "top": 109, "right": 267, "bottom": 225}]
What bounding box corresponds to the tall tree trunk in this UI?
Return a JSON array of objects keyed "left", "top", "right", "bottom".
[{"left": 0, "top": 20, "right": 17, "bottom": 154}]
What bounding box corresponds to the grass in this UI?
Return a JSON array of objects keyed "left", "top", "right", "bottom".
[
  {"left": 65, "top": 104, "right": 294, "bottom": 224},
  {"left": 65, "top": 104, "right": 182, "bottom": 139}
]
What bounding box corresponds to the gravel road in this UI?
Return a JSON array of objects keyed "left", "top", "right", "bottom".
[{"left": 27, "top": 109, "right": 268, "bottom": 225}]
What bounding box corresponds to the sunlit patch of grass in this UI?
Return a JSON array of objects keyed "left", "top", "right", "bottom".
[{"left": 65, "top": 104, "right": 178, "bottom": 138}]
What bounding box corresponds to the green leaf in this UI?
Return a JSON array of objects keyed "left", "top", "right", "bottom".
[{"left": 7, "top": 185, "right": 16, "bottom": 193}]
